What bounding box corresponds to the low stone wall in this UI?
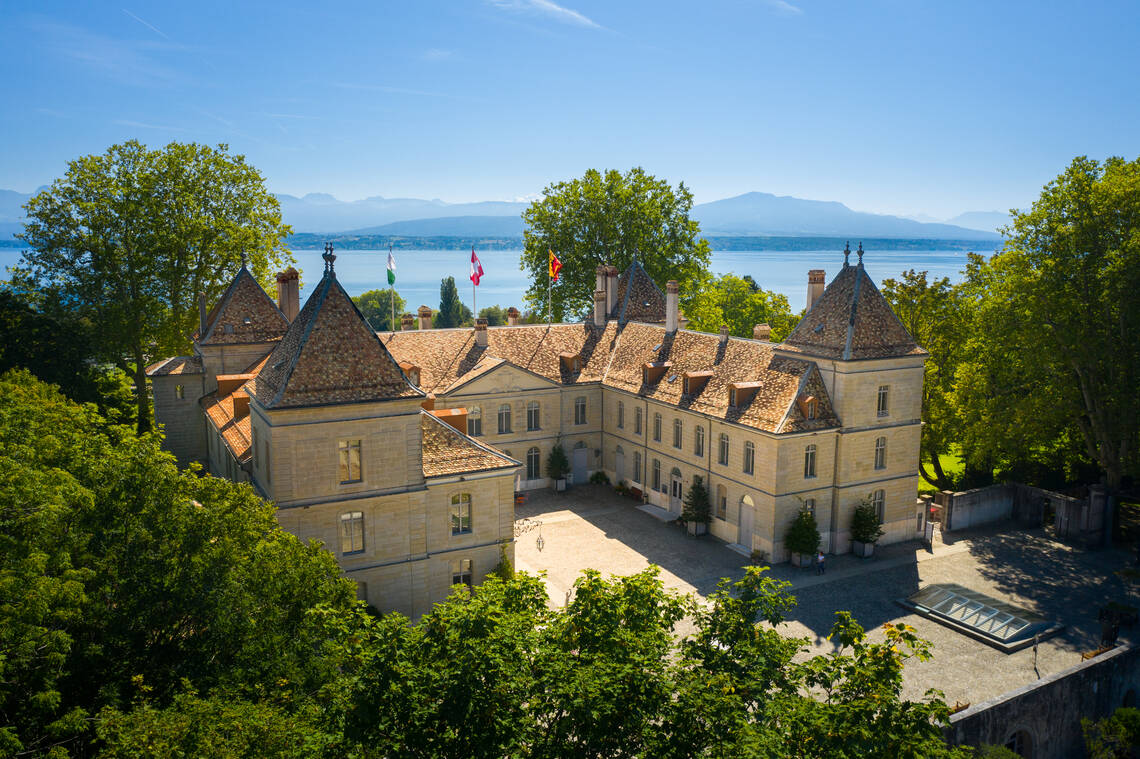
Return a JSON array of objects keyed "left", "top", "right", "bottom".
[
  {"left": 936, "top": 483, "right": 1105, "bottom": 545},
  {"left": 946, "top": 644, "right": 1140, "bottom": 758}
]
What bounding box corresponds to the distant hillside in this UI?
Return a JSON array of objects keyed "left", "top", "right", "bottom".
[
  {"left": 0, "top": 189, "right": 32, "bottom": 240},
  {"left": 691, "top": 192, "right": 999, "bottom": 240},
  {"left": 275, "top": 193, "right": 528, "bottom": 233},
  {"left": 944, "top": 210, "right": 1011, "bottom": 234},
  {"left": 347, "top": 215, "right": 525, "bottom": 237}
]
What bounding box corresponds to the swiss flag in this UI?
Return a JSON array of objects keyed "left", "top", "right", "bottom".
[{"left": 470, "top": 247, "right": 484, "bottom": 286}]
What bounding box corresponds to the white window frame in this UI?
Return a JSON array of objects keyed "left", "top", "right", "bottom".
[
  {"left": 450, "top": 493, "right": 472, "bottom": 535},
  {"left": 804, "top": 444, "right": 817, "bottom": 479},
  {"left": 877, "top": 385, "right": 890, "bottom": 417},
  {"left": 527, "top": 401, "right": 540, "bottom": 431},
  {"left": 526, "top": 447, "right": 541, "bottom": 480},
  {"left": 694, "top": 425, "right": 705, "bottom": 458},
  {"left": 874, "top": 437, "right": 887, "bottom": 470},
  {"left": 339, "top": 439, "right": 362, "bottom": 484},
  {"left": 718, "top": 434, "right": 729, "bottom": 466},
  {"left": 574, "top": 397, "right": 587, "bottom": 425},
  {"left": 743, "top": 441, "right": 755, "bottom": 475},
  {"left": 498, "top": 404, "right": 511, "bottom": 434},
  {"left": 467, "top": 406, "right": 482, "bottom": 437},
  {"left": 339, "top": 511, "right": 365, "bottom": 554}
]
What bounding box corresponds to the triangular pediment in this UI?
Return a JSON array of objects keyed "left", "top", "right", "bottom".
[{"left": 444, "top": 360, "right": 561, "bottom": 396}]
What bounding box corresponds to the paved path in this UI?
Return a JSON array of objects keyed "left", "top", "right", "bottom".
[{"left": 514, "top": 484, "right": 1140, "bottom": 705}]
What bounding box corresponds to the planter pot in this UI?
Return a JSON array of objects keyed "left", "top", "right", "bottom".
[
  {"left": 687, "top": 521, "right": 708, "bottom": 536},
  {"left": 852, "top": 540, "right": 875, "bottom": 558},
  {"left": 790, "top": 552, "right": 813, "bottom": 568},
  {"left": 555, "top": 478, "right": 567, "bottom": 492}
]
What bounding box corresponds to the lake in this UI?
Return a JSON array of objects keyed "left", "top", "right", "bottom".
[{"left": 0, "top": 244, "right": 996, "bottom": 313}]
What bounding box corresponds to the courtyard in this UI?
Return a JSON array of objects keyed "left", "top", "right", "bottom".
[{"left": 514, "top": 484, "right": 1140, "bottom": 706}]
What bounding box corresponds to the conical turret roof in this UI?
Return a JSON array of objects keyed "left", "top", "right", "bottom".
[
  {"left": 197, "top": 265, "right": 288, "bottom": 345},
  {"left": 612, "top": 259, "right": 666, "bottom": 324}
]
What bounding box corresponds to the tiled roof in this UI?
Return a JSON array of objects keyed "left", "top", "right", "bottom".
[
  {"left": 782, "top": 262, "right": 925, "bottom": 361},
  {"left": 251, "top": 270, "right": 422, "bottom": 409},
  {"left": 384, "top": 321, "right": 838, "bottom": 434},
  {"left": 197, "top": 266, "right": 289, "bottom": 346},
  {"left": 146, "top": 355, "right": 203, "bottom": 377},
  {"left": 420, "top": 411, "right": 519, "bottom": 477},
  {"left": 612, "top": 259, "right": 666, "bottom": 324},
  {"left": 201, "top": 390, "right": 252, "bottom": 463}
]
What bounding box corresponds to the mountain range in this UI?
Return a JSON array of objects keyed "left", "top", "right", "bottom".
[{"left": 0, "top": 187, "right": 1006, "bottom": 242}]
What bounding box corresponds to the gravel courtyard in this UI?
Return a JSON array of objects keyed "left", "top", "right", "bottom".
[{"left": 514, "top": 484, "right": 1140, "bottom": 706}]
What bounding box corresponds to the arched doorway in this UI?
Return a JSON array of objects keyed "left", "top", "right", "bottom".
[
  {"left": 669, "top": 468, "right": 683, "bottom": 513},
  {"left": 739, "top": 495, "right": 755, "bottom": 548}
]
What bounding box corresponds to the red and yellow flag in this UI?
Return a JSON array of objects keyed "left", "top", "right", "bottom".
[{"left": 548, "top": 249, "right": 562, "bottom": 282}]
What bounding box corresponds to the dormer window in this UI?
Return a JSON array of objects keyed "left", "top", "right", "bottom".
[
  {"left": 642, "top": 361, "right": 672, "bottom": 386},
  {"left": 797, "top": 394, "right": 818, "bottom": 420},
  {"left": 683, "top": 371, "right": 713, "bottom": 396},
  {"left": 729, "top": 382, "right": 761, "bottom": 408},
  {"left": 559, "top": 352, "right": 582, "bottom": 373}
]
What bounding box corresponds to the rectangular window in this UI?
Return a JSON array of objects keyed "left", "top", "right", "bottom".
[
  {"left": 716, "top": 485, "right": 727, "bottom": 520},
  {"left": 804, "top": 497, "right": 816, "bottom": 518},
  {"left": 743, "top": 441, "right": 755, "bottom": 475},
  {"left": 873, "top": 489, "right": 886, "bottom": 522},
  {"left": 498, "top": 404, "right": 512, "bottom": 434},
  {"left": 527, "top": 402, "right": 540, "bottom": 431},
  {"left": 338, "top": 439, "right": 362, "bottom": 483},
  {"left": 653, "top": 413, "right": 662, "bottom": 442},
  {"left": 526, "top": 448, "right": 541, "bottom": 480},
  {"left": 617, "top": 401, "right": 624, "bottom": 429},
  {"left": 804, "top": 444, "right": 817, "bottom": 479},
  {"left": 877, "top": 385, "right": 890, "bottom": 417},
  {"left": 634, "top": 451, "right": 642, "bottom": 484},
  {"left": 175, "top": 384, "right": 185, "bottom": 399},
  {"left": 694, "top": 426, "right": 704, "bottom": 458},
  {"left": 874, "top": 437, "right": 887, "bottom": 470},
  {"left": 652, "top": 459, "right": 661, "bottom": 491},
  {"left": 450, "top": 493, "right": 472, "bottom": 535},
  {"left": 451, "top": 558, "right": 473, "bottom": 589},
  {"left": 574, "top": 397, "right": 587, "bottom": 425},
  {"left": 673, "top": 418, "right": 683, "bottom": 449},
  {"left": 467, "top": 407, "right": 482, "bottom": 437},
  {"left": 635, "top": 408, "right": 643, "bottom": 435},
  {"left": 718, "top": 434, "right": 729, "bottom": 466},
  {"left": 339, "top": 511, "right": 364, "bottom": 554}
]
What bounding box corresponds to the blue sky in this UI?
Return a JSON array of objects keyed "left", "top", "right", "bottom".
[{"left": 1, "top": 0, "right": 1137, "bottom": 218}]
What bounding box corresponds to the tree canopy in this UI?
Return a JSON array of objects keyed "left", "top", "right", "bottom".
[
  {"left": 686, "top": 272, "right": 799, "bottom": 341},
  {"left": 434, "top": 276, "right": 471, "bottom": 328},
  {"left": 521, "top": 168, "right": 711, "bottom": 321},
  {"left": 353, "top": 288, "right": 405, "bottom": 332},
  {"left": 15, "top": 140, "right": 293, "bottom": 432}
]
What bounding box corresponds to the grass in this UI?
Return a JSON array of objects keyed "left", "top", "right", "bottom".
[{"left": 918, "top": 449, "right": 966, "bottom": 495}]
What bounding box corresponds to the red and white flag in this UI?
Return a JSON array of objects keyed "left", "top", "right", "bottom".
[{"left": 469, "top": 247, "right": 484, "bottom": 286}]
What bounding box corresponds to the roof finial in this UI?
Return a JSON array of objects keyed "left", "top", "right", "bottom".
[
  {"left": 843, "top": 241, "right": 851, "bottom": 267},
  {"left": 322, "top": 242, "right": 336, "bottom": 273},
  {"left": 857, "top": 241, "right": 864, "bottom": 266}
]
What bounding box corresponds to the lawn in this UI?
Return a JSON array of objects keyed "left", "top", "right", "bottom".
[{"left": 918, "top": 449, "right": 965, "bottom": 495}]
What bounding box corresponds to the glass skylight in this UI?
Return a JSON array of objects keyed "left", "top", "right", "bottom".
[{"left": 902, "top": 584, "right": 1062, "bottom": 652}]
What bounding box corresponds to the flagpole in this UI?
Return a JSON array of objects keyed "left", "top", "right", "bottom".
[{"left": 389, "top": 243, "right": 395, "bottom": 333}]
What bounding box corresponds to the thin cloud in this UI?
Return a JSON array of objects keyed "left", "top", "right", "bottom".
[
  {"left": 113, "top": 119, "right": 186, "bottom": 131},
  {"left": 487, "top": 0, "right": 601, "bottom": 29},
  {"left": 330, "top": 81, "right": 483, "bottom": 102},
  {"left": 421, "top": 48, "right": 454, "bottom": 61},
  {"left": 121, "top": 8, "right": 170, "bottom": 39},
  {"left": 764, "top": 0, "right": 803, "bottom": 15}
]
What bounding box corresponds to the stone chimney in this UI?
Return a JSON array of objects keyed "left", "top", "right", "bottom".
[
  {"left": 665, "top": 280, "right": 679, "bottom": 333},
  {"left": 506, "top": 306, "right": 520, "bottom": 326},
  {"left": 807, "top": 269, "right": 826, "bottom": 312},
  {"left": 719, "top": 324, "right": 729, "bottom": 345},
  {"left": 596, "top": 265, "right": 607, "bottom": 299},
  {"left": 753, "top": 323, "right": 771, "bottom": 341},
  {"left": 198, "top": 292, "right": 208, "bottom": 337},
  {"left": 400, "top": 313, "right": 415, "bottom": 330},
  {"left": 474, "top": 318, "right": 488, "bottom": 347},
  {"left": 417, "top": 305, "right": 433, "bottom": 330},
  {"left": 605, "top": 266, "right": 619, "bottom": 316},
  {"left": 593, "top": 289, "right": 606, "bottom": 327},
  {"left": 275, "top": 267, "right": 300, "bottom": 322}
]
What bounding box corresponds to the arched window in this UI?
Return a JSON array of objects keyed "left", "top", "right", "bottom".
[
  {"left": 468, "top": 406, "right": 482, "bottom": 437},
  {"left": 694, "top": 425, "right": 705, "bottom": 457},
  {"left": 450, "top": 493, "right": 472, "bottom": 535},
  {"left": 527, "top": 401, "right": 540, "bottom": 431},
  {"left": 874, "top": 437, "right": 887, "bottom": 470},
  {"left": 804, "top": 444, "right": 817, "bottom": 478},
  {"left": 634, "top": 451, "right": 642, "bottom": 484},
  {"left": 743, "top": 441, "right": 755, "bottom": 475},
  {"left": 673, "top": 418, "right": 683, "bottom": 449},
  {"left": 635, "top": 407, "right": 643, "bottom": 435},
  {"left": 716, "top": 484, "right": 727, "bottom": 520},
  {"left": 652, "top": 459, "right": 662, "bottom": 491},
  {"left": 617, "top": 401, "right": 625, "bottom": 429},
  {"left": 526, "top": 447, "right": 541, "bottom": 480},
  {"left": 498, "top": 404, "right": 511, "bottom": 434},
  {"left": 574, "top": 397, "right": 587, "bottom": 425},
  {"left": 718, "top": 434, "right": 729, "bottom": 466},
  {"left": 339, "top": 511, "right": 365, "bottom": 554},
  {"left": 653, "top": 413, "right": 662, "bottom": 442}
]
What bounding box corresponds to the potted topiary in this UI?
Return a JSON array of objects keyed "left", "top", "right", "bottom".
[
  {"left": 785, "top": 508, "right": 819, "bottom": 567},
  {"left": 681, "top": 475, "right": 711, "bottom": 536},
  {"left": 546, "top": 444, "right": 569, "bottom": 492},
  {"left": 850, "top": 495, "right": 885, "bottom": 558}
]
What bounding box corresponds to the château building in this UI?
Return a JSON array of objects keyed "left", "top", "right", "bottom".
[{"left": 147, "top": 244, "right": 927, "bottom": 617}]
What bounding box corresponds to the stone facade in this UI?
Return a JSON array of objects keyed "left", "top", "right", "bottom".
[{"left": 149, "top": 251, "right": 928, "bottom": 615}]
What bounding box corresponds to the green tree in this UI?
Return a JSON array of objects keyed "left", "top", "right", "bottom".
[
  {"left": 521, "top": 167, "right": 711, "bottom": 321},
  {"left": 16, "top": 140, "right": 293, "bottom": 432},
  {"left": 435, "top": 276, "right": 471, "bottom": 328},
  {"left": 785, "top": 507, "right": 821, "bottom": 556},
  {"left": 479, "top": 304, "right": 509, "bottom": 326},
  {"left": 686, "top": 272, "right": 799, "bottom": 340},
  {"left": 352, "top": 288, "right": 405, "bottom": 331},
  {"left": 681, "top": 474, "right": 712, "bottom": 526},
  {"left": 882, "top": 270, "right": 968, "bottom": 490},
  {"left": 545, "top": 444, "right": 569, "bottom": 481},
  {"left": 954, "top": 156, "right": 1140, "bottom": 493}
]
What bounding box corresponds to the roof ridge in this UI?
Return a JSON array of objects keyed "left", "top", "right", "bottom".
[{"left": 843, "top": 262, "right": 863, "bottom": 361}]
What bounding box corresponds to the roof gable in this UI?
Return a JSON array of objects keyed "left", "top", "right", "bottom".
[
  {"left": 252, "top": 271, "right": 422, "bottom": 409},
  {"left": 613, "top": 260, "right": 666, "bottom": 324},
  {"left": 421, "top": 411, "right": 519, "bottom": 478},
  {"left": 782, "top": 261, "right": 924, "bottom": 361},
  {"left": 198, "top": 266, "right": 289, "bottom": 345}
]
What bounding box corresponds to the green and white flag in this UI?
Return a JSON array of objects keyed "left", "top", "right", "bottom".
[{"left": 387, "top": 245, "right": 396, "bottom": 285}]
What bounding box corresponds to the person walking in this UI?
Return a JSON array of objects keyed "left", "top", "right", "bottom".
[{"left": 816, "top": 550, "right": 826, "bottom": 575}]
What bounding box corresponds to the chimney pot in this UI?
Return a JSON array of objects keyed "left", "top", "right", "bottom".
[
  {"left": 605, "top": 266, "right": 618, "bottom": 316},
  {"left": 275, "top": 267, "right": 300, "bottom": 321},
  {"left": 474, "top": 318, "right": 488, "bottom": 347},
  {"left": 507, "top": 306, "right": 520, "bottom": 326},
  {"left": 593, "top": 289, "right": 606, "bottom": 327},
  {"left": 807, "top": 269, "right": 826, "bottom": 312},
  {"left": 719, "top": 324, "right": 729, "bottom": 344},
  {"left": 665, "top": 280, "right": 679, "bottom": 333},
  {"left": 417, "top": 305, "right": 433, "bottom": 330},
  {"left": 400, "top": 313, "right": 415, "bottom": 331},
  {"left": 753, "top": 323, "right": 772, "bottom": 341}
]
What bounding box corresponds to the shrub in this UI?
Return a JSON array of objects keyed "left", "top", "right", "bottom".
[
  {"left": 785, "top": 508, "right": 820, "bottom": 556},
  {"left": 851, "top": 496, "right": 886, "bottom": 544},
  {"left": 590, "top": 470, "right": 611, "bottom": 485},
  {"left": 681, "top": 475, "right": 711, "bottom": 525},
  {"left": 545, "top": 444, "right": 569, "bottom": 480}
]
